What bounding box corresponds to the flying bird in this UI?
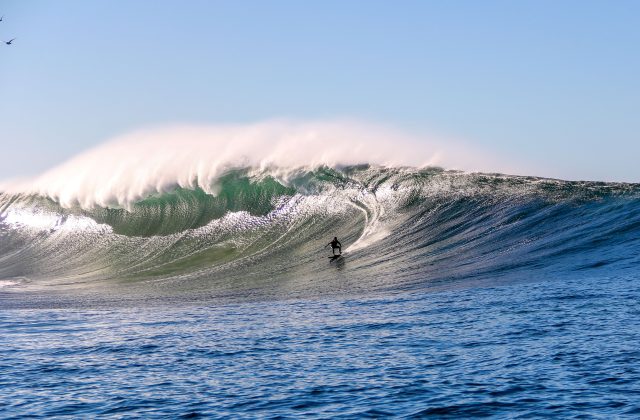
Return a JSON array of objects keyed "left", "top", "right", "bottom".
[
  {"left": 5, "top": 38, "right": 15, "bottom": 45},
  {"left": 0, "top": 16, "right": 3, "bottom": 22}
]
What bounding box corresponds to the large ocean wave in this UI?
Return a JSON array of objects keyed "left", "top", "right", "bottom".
[{"left": 2, "top": 162, "right": 639, "bottom": 303}]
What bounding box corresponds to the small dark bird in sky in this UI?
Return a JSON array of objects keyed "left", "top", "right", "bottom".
[
  {"left": 5, "top": 38, "right": 15, "bottom": 45},
  {"left": 0, "top": 16, "right": 4, "bottom": 22}
]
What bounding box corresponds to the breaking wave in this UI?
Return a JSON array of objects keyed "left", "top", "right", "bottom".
[
  {"left": 1, "top": 122, "right": 638, "bottom": 304},
  {"left": 2, "top": 165, "right": 640, "bottom": 303}
]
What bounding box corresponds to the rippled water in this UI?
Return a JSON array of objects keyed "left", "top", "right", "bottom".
[{"left": 2, "top": 274, "right": 639, "bottom": 418}]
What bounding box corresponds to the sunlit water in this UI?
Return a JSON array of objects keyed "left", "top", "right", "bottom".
[
  {"left": 2, "top": 274, "right": 639, "bottom": 418},
  {"left": 2, "top": 168, "right": 640, "bottom": 417}
]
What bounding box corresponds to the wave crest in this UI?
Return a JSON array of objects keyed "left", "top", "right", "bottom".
[{"left": 0, "top": 120, "right": 505, "bottom": 209}]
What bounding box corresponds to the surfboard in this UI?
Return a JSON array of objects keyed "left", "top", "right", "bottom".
[{"left": 328, "top": 255, "right": 343, "bottom": 261}]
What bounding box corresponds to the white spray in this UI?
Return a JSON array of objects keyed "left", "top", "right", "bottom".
[{"left": 1, "top": 120, "right": 507, "bottom": 209}]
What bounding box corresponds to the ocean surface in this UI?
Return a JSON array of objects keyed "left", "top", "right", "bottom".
[{"left": 2, "top": 165, "right": 640, "bottom": 417}]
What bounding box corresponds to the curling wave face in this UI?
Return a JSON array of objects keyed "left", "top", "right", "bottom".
[{"left": 1, "top": 165, "right": 639, "bottom": 304}]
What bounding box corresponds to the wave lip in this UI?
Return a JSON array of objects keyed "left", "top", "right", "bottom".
[{"left": 0, "top": 120, "right": 508, "bottom": 210}]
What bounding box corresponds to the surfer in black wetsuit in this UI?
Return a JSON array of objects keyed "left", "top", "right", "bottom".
[{"left": 326, "top": 237, "right": 342, "bottom": 256}]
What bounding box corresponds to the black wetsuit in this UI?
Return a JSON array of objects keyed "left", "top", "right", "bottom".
[{"left": 329, "top": 239, "right": 342, "bottom": 255}]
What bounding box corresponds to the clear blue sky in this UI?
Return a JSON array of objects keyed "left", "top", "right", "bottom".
[{"left": 1, "top": 0, "right": 639, "bottom": 181}]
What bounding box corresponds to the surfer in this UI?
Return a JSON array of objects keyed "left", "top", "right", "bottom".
[{"left": 326, "top": 237, "right": 342, "bottom": 256}]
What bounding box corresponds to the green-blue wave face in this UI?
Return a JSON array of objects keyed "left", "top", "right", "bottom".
[{"left": 1, "top": 166, "right": 639, "bottom": 304}]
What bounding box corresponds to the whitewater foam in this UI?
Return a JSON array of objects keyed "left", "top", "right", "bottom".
[{"left": 0, "top": 207, "right": 110, "bottom": 233}]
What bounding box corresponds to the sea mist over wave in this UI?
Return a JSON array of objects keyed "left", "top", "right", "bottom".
[{"left": 1, "top": 120, "right": 507, "bottom": 209}]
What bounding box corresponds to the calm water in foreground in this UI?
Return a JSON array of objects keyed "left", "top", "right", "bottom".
[{"left": 1, "top": 274, "right": 639, "bottom": 418}]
